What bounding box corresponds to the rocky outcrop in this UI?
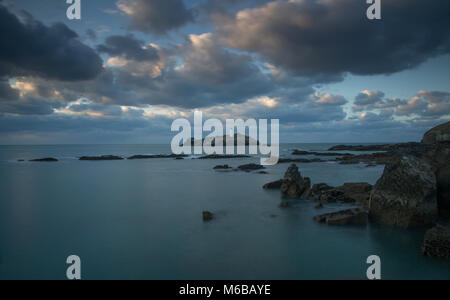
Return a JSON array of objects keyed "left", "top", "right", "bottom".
[
  {"left": 314, "top": 208, "right": 367, "bottom": 226},
  {"left": 198, "top": 154, "right": 250, "bottom": 159},
  {"left": 292, "top": 150, "right": 354, "bottom": 157},
  {"left": 29, "top": 158, "right": 58, "bottom": 162},
  {"left": 128, "top": 154, "right": 188, "bottom": 159},
  {"left": 262, "top": 164, "right": 311, "bottom": 198},
  {"left": 278, "top": 158, "right": 326, "bottom": 164},
  {"left": 369, "top": 156, "right": 438, "bottom": 228},
  {"left": 280, "top": 164, "right": 311, "bottom": 198},
  {"left": 238, "top": 164, "right": 265, "bottom": 172},
  {"left": 329, "top": 142, "right": 425, "bottom": 152},
  {"left": 422, "top": 142, "right": 450, "bottom": 219},
  {"left": 307, "top": 182, "right": 372, "bottom": 206},
  {"left": 422, "top": 121, "right": 450, "bottom": 144},
  {"left": 422, "top": 225, "right": 450, "bottom": 260},
  {"left": 203, "top": 211, "right": 214, "bottom": 221},
  {"left": 80, "top": 155, "right": 124, "bottom": 161}
]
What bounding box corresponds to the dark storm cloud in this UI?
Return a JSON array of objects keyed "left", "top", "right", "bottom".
[
  {"left": 216, "top": 0, "right": 450, "bottom": 78},
  {"left": 117, "top": 0, "right": 193, "bottom": 34},
  {"left": 0, "top": 5, "right": 103, "bottom": 81},
  {"left": 0, "top": 96, "right": 63, "bottom": 115},
  {"left": 97, "top": 35, "right": 159, "bottom": 61}
]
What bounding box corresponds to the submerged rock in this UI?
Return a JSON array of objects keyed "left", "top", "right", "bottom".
[
  {"left": 203, "top": 211, "right": 214, "bottom": 221},
  {"left": 314, "top": 208, "right": 368, "bottom": 226},
  {"left": 369, "top": 156, "right": 438, "bottom": 228},
  {"left": 278, "top": 158, "right": 326, "bottom": 164},
  {"left": 29, "top": 158, "right": 58, "bottom": 162},
  {"left": 80, "top": 155, "right": 124, "bottom": 161},
  {"left": 315, "top": 203, "right": 324, "bottom": 209},
  {"left": 422, "top": 225, "right": 450, "bottom": 260}
]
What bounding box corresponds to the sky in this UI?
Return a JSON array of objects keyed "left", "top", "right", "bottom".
[{"left": 0, "top": 0, "right": 449, "bottom": 144}]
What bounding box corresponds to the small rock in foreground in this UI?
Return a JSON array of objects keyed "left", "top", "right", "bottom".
[{"left": 203, "top": 211, "right": 214, "bottom": 221}]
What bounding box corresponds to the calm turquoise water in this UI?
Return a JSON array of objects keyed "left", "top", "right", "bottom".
[{"left": 0, "top": 144, "right": 449, "bottom": 280}]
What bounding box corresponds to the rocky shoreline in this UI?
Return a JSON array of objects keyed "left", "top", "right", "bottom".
[{"left": 263, "top": 121, "right": 450, "bottom": 260}]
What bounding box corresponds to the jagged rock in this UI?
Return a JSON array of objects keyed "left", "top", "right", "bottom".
[
  {"left": 80, "top": 155, "right": 124, "bottom": 161},
  {"left": 422, "top": 121, "right": 450, "bottom": 144},
  {"left": 29, "top": 158, "right": 58, "bottom": 162},
  {"left": 214, "top": 165, "right": 231, "bottom": 170},
  {"left": 369, "top": 156, "right": 438, "bottom": 228},
  {"left": 263, "top": 180, "right": 283, "bottom": 189},
  {"left": 203, "top": 211, "right": 214, "bottom": 221},
  {"left": 422, "top": 225, "right": 450, "bottom": 260},
  {"left": 314, "top": 208, "right": 367, "bottom": 226},
  {"left": 281, "top": 164, "right": 311, "bottom": 198},
  {"left": 238, "top": 163, "right": 265, "bottom": 172}
]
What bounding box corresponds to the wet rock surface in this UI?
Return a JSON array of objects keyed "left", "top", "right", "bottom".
[
  {"left": 422, "top": 225, "right": 450, "bottom": 260},
  {"left": 369, "top": 156, "right": 438, "bottom": 228}
]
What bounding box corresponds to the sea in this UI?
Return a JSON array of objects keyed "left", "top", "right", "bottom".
[{"left": 0, "top": 144, "right": 449, "bottom": 280}]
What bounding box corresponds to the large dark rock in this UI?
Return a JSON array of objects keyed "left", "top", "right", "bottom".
[
  {"left": 280, "top": 164, "right": 311, "bottom": 198},
  {"left": 80, "top": 155, "right": 124, "bottom": 161},
  {"left": 369, "top": 156, "right": 438, "bottom": 228},
  {"left": 422, "top": 142, "right": 450, "bottom": 219},
  {"left": 422, "top": 121, "right": 450, "bottom": 144},
  {"left": 422, "top": 225, "right": 450, "bottom": 260},
  {"left": 314, "top": 208, "right": 367, "bottom": 226}
]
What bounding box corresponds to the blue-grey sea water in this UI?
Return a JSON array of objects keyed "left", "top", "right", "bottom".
[{"left": 0, "top": 144, "right": 449, "bottom": 280}]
